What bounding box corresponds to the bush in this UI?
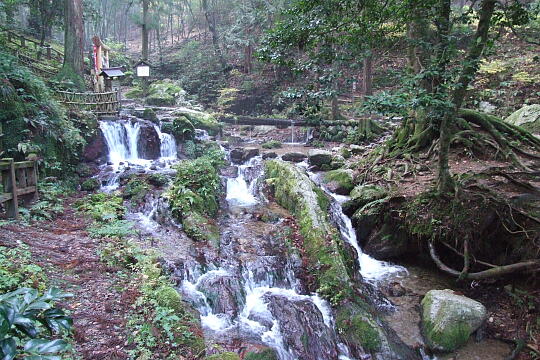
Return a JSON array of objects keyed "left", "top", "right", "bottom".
[
  {"left": 81, "top": 178, "right": 100, "bottom": 192},
  {"left": 262, "top": 140, "right": 282, "bottom": 149},
  {"left": 75, "top": 193, "right": 125, "bottom": 222},
  {"left": 0, "top": 244, "right": 47, "bottom": 293},
  {"left": 146, "top": 80, "right": 186, "bottom": 106},
  {"left": 0, "top": 287, "right": 73, "bottom": 360}
]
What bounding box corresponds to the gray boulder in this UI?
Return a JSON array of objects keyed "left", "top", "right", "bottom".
[
  {"left": 230, "top": 147, "right": 260, "bottom": 164},
  {"left": 262, "top": 152, "right": 278, "bottom": 160},
  {"left": 504, "top": 104, "right": 540, "bottom": 134},
  {"left": 421, "top": 289, "right": 487, "bottom": 352},
  {"left": 308, "top": 149, "right": 333, "bottom": 168},
  {"left": 281, "top": 152, "right": 307, "bottom": 163}
]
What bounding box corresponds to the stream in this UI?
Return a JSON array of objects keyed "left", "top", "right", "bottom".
[{"left": 94, "top": 114, "right": 511, "bottom": 359}]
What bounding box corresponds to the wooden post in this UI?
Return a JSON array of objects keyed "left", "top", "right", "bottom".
[
  {"left": 1, "top": 158, "right": 19, "bottom": 219},
  {"left": 7, "top": 31, "right": 12, "bottom": 43},
  {"left": 20, "top": 36, "right": 26, "bottom": 48}
]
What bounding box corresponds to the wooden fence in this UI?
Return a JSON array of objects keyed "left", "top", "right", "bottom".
[
  {"left": 56, "top": 90, "right": 121, "bottom": 115},
  {"left": 0, "top": 159, "right": 39, "bottom": 220},
  {"left": 2, "top": 28, "right": 64, "bottom": 62}
]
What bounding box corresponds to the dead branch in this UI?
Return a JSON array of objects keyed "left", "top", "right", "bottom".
[{"left": 429, "top": 242, "right": 540, "bottom": 280}]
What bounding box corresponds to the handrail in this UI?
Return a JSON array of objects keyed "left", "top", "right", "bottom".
[
  {"left": 0, "top": 158, "right": 39, "bottom": 220},
  {"left": 1, "top": 28, "right": 64, "bottom": 61},
  {"left": 55, "top": 90, "right": 121, "bottom": 115}
]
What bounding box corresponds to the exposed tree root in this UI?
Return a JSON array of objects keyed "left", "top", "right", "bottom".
[{"left": 429, "top": 242, "right": 540, "bottom": 280}]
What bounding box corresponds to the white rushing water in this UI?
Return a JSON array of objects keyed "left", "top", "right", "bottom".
[
  {"left": 226, "top": 156, "right": 261, "bottom": 207},
  {"left": 100, "top": 120, "right": 141, "bottom": 165},
  {"left": 153, "top": 124, "right": 177, "bottom": 159}
]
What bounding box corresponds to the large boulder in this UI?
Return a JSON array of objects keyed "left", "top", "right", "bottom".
[
  {"left": 281, "top": 152, "right": 307, "bottom": 163},
  {"left": 264, "top": 293, "right": 338, "bottom": 360},
  {"left": 322, "top": 169, "right": 354, "bottom": 195},
  {"left": 504, "top": 104, "right": 540, "bottom": 134},
  {"left": 83, "top": 129, "right": 107, "bottom": 162},
  {"left": 421, "top": 289, "right": 487, "bottom": 352},
  {"left": 308, "top": 149, "right": 333, "bottom": 169},
  {"left": 230, "top": 147, "right": 259, "bottom": 164},
  {"left": 137, "top": 123, "right": 161, "bottom": 159}
]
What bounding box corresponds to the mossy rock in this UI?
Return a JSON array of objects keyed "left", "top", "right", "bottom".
[
  {"left": 146, "top": 80, "right": 185, "bottom": 107},
  {"left": 504, "top": 104, "right": 540, "bottom": 133},
  {"left": 123, "top": 178, "right": 149, "bottom": 203},
  {"left": 147, "top": 173, "right": 169, "bottom": 187},
  {"left": 142, "top": 108, "right": 158, "bottom": 123},
  {"left": 161, "top": 121, "right": 174, "bottom": 135},
  {"left": 244, "top": 349, "right": 278, "bottom": 360},
  {"left": 343, "top": 185, "right": 388, "bottom": 217},
  {"left": 421, "top": 289, "right": 487, "bottom": 352},
  {"left": 172, "top": 116, "right": 195, "bottom": 141},
  {"left": 81, "top": 178, "right": 100, "bottom": 192},
  {"left": 206, "top": 352, "right": 240, "bottom": 360},
  {"left": 182, "top": 212, "right": 220, "bottom": 246},
  {"left": 322, "top": 169, "right": 354, "bottom": 195},
  {"left": 154, "top": 285, "right": 184, "bottom": 313},
  {"left": 336, "top": 306, "right": 382, "bottom": 352},
  {"left": 173, "top": 110, "right": 221, "bottom": 136},
  {"left": 262, "top": 140, "right": 283, "bottom": 149}
]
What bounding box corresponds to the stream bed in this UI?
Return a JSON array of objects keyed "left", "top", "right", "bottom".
[{"left": 94, "top": 113, "right": 512, "bottom": 359}]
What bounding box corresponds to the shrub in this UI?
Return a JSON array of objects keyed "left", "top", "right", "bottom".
[
  {"left": 172, "top": 116, "right": 195, "bottom": 141},
  {"left": 81, "top": 178, "right": 100, "bottom": 192},
  {"left": 0, "top": 287, "right": 73, "bottom": 360},
  {"left": 0, "top": 244, "right": 47, "bottom": 293},
  {"left": 75, "top": 193, "right": 125, "bottom": 222},
  {"left": 262, "top": 140, "right": 282, "bottom": 149}
]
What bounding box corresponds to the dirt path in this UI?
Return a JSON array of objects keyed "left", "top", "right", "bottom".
[{"left": 0, "top": 196, "right": 134, "bottom": 359}]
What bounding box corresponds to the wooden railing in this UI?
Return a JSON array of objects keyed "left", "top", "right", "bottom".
[
  {"left": 2, "top": 28, "right": 64, "bottom": 61},
  {"left": 56, "top": 90, "right": 121, "bottom": 115},
  {"left": 0, "top": 159, "right": 39, "bottom": 220}
]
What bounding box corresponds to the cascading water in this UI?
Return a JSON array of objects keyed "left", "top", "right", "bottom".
[
  {"left": 100, "top": 120, "right": 141, "bottom": 164},
  {"left": 153, "top": 124, "right": 177, "bottom": 159},
  {"left": 226, "top": 156, "right": 262, "bottom": 207}
]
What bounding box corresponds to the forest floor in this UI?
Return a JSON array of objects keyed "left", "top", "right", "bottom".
[{"left": 0, "top": 195, "right": 134, "bottom": 360}]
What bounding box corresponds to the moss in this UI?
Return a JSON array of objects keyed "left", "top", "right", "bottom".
[
  {"left": 123, "top": 178, "right": 149, "bottom": 204},
  {"left": 154, "top": 285, "right": 184, "bottom": 314},
  {"left": 244, "top": 349, "right": 278, "bottom": 360},
  {"left": 323, "top": 169, "right": 354, "bottom": 194},
  {"left": 142, "top": 108, "right": 158, "bottom": 123},
  {"left": 262, "top": 140, "right": 283, "bottom": 149},
  {"left": 81, "top": 178, "right": 100, "bottom": 191},
  {"left": 172, "top": 116, "right": 195, "bottom": 141},
  {"left": 147, "top": 173, "right": 169, "bottom": 187},
  {"left": 146, "top": 80, "right": 185, "bottom": 106},
  {"left": 182, "top": 212, "right": 220, "bottom": 246},
  {"left": 336, "top": 306, "right": 382, "bottom": 352},
  {"left": 264, "top": 160, "right": 352, "bottom": 305},
  {"left": 206, "top": 353, "right": 241, "bottom": 360},
  {"left": 174, "top": 110, "right": 221, "bottom": 136},
  {"left": 422, "top": 317, "right": 471, "bottom": 352}
]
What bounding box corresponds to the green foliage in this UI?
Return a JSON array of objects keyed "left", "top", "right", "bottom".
[
  {"left": 147, "top": 173, "right": 169, "bottom": 187},
  {"left": 206, "top": 353, "right": 241, "bottom": 360},
  {"left": 167, "top": 157, "right": 222, "bottom": 219},
  {"left": 80, "top": 178, "right": 100, "bottom": 192},
  {"left": 146, "top": 80, "right": 186, "bottom": 106},
  {"left": 88, "top": 220, "right": 136, "bottom": 239},
  {"left": 261, "top": 140, "right": 282, "bottom": 149},
  {"left": 182, "top": 141, "right": 227, "bottom": 168},
  {"left": 0, "top": 287, "right": 73, "bottom": 360},
  {"left": 19, "top": 181, "right": 68, "bottom": 222},
  {"left": 244, "top": 349, "right": 278, "bottom": 360},
  {"left": 175, "top": 110, "right": 221, "bottom": 136},
  {"left": 0, "top": 244, "right": 47, "bottom": 293},
  {"left": 217, "top": 87, "right": 240, "bottom": 111},
  {"left": 75, "top": 193, "right": 125, "bottom": 222},
  {"left": 336, "top": 308, "right": 381, "bottom": 352},
  {"left": 125, "top": 87, "right": 143, "bottom": 99},
  {"left": 123, "top": 177, "right": 150, "bottom": 204},
  {"left": 0, "top": 50, "right": 85, "bottom": 177},
  {"left": 172, "top": 116, "right": 195, "bottom": 141}
]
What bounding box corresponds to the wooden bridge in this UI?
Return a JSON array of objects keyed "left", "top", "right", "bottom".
[
  {"left": 0, "top": 159, "right": 39, "bottom": 220},
  {"left": 55, "top": 90, "right": 121, "bottom": 115}
]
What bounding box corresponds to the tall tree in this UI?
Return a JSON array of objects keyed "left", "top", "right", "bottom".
[{"left": 60, "top": 0, "right": 85, "bottom": 88}]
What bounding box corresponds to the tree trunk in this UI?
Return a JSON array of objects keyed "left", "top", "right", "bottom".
[
  {"left": 362, "top": 54, "right": 373, "bottom": 96},
  {"left": 437, "top": 0, "right": 496, "bottom": 193},
  {"left": 141, "top": 0, "right": 149, "bottom": 96},
  {"left": 201, "top": 0, "right": 227, "bottom": 70},
  {"left": 62, "top": 0, "right": 85, "bottom": 88}
]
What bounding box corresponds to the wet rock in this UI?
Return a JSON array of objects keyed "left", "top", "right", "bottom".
[
  {"left": 83, "top": 129, "right": 107, "bottom": 162},
  {"left": 322, "top": 169, "right": 354, "bottom": 195},
  {"left": 137, "top": 122, "right": 161, "bottom": 159},
  {"left": 383, "top": 282, "right": 407, "bottom": 297},
  {"left": 230, "top": 147, "right": 260, "bottom": 164},
  {"left": 343, "top": 185, "right": 388, "bottom": 217},
  {"left": 197, "top": 274, "right": 243, "bottom": 317},
  {"left": 421, "top": 289, "right": 487, "bottom": 352},
  {"left": 504, "top": 104, "right": 540, "bottom": 134},
  {"left": 281, "top": 152, "right": 307, "bottom": 163},
  {"left": 349, "top": 144, "right": 364, "bottom": 155},
  {"left": 362, "top": 222, "right": 409, "bottom": 260},
  {"left": 75, "top": 163, "right": 98, "bottom": 178},
  {"left": 142, "top": 108, "right": 158, "bottom": 123},
  {"left": 308, "top": 149, "right": 333, "bottom": 169},
  {"left": 262, "top": 152, "right": 278, "bottom": 160},
  {"left": 264, "top": 293, "right": 339, "bottom": 360},
  {"left": 220, "top": 166, "right": 239, "bottom": 178}
]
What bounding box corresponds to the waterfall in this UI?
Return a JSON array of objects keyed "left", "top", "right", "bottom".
[
  {"left": 153, "top": 124, "right": 177, "bottom": 159},
  {"left": 226, "top": 157, "right": 262, "bottom": 207},
  {"left": 100, "top": 120, "right": 141, "bottom": 164}
]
